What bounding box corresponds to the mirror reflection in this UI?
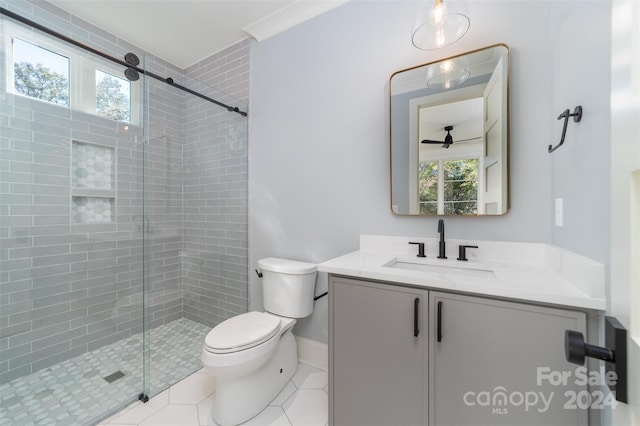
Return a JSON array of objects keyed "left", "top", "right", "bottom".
[{"left": 390, "top": 44, "right": 509, "bottom": 216}]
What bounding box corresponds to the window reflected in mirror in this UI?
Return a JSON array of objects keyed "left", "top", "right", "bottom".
[{"left": 419, "top": 158, "right": 478, "bottom": 215}]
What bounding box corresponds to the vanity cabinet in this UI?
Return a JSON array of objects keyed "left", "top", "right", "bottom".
[
  {"left": 329, "top": 276, "right": 589, "bottom": 426},
  {"left": 429, "top": 291, "right": 587, "bottom": 426},
  {"left": 329, "top": 276, "right": 428, "bottom": 426}
]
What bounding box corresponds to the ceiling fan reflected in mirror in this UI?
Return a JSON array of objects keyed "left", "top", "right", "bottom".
[{"left": 421, "top": 125, "right": 481, "bottom": 149}]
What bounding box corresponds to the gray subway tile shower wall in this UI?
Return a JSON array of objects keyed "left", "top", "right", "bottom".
[{"left": 0, "top": 0, "right": 250, "bottom": 383}]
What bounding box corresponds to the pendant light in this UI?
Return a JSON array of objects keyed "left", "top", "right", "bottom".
[{"left": 412, "top": 0, "right": 470, "bottom": 50}]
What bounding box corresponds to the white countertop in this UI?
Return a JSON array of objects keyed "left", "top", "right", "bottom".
[{"left": 317, "top": 235, "right": 606, "bottom": 311}]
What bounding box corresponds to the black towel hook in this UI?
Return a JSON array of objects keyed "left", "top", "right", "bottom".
[{"left": 548, "top": 106, "right": 583, "bottom": 153}]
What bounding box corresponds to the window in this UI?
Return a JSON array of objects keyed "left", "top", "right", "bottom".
[
  {"left": 419, "top": 158, "right": 479, "bottom": 215},
  {"left": 96, "top": 70, "right": 131, "bottom": 122},
  {"left": 4, "top": 21, "right": 140, "bottom": 125},
  {"left": 12, "top": 37, "right": 70, "bottom": 107}
]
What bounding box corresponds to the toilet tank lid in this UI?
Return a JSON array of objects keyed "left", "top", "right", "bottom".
[{"left": 258, "top": 257, "right": 317, "bottom": 275}]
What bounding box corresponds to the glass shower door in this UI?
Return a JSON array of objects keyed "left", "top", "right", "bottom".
[
  {"left": 140, "top": 70, "right": 250, "bottom": 399},
  {"left": 138, "top": 68, "right": 213, "bottom": 399}
]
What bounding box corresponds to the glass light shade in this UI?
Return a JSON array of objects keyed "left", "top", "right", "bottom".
[
  {"left": 412, "top": 0, "right": 470, "bottom": 50},
  {"left": 426, "top": 59, "right": 470, "bottom": 89}
]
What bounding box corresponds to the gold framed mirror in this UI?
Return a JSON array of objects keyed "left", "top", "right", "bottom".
[{"left": 390, "top": 44, "right": 510, "bottom": 216}]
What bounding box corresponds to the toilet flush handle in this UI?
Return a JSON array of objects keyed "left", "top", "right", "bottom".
[
  {"left": 314, "top": 292, "right": 328, "bottom": 301},
  {"left": 255, "top": 269, "right": 263, "bottom": 278}
]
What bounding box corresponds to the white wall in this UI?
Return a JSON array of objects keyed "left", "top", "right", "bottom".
[
  {"left": 249, "top": 0, "right": 610, "bottom": 343},
  {"left": 549, "top": 1, "right": 611, "bottom": 268}
]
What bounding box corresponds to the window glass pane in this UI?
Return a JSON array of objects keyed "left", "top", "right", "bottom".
[
  {"left": 444, "top": 201, "right": 477, "bottom": 215},
  {"left": 419, "top": 161, "right": 438, "bottom": 202},
  {"left": 420, "top": 202, "right": 438, "bottom": 215},
  {"left": 13, "top": 37, "right": 69, "bottom": 106},
  {"left": 96, "top": 69, "right": 131, "bottom": 122},
  {"left": 419, "top": 161, "right": 439, "bottom": 214},
  {"left": 443, "top": 159, "right": 478, "bottom": 214}
]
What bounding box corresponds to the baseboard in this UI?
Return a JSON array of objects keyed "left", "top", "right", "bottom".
[{"left": 295, "top": 336, "right": 328, "bottom": 371}]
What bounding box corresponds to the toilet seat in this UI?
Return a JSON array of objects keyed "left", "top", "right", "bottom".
[{"left": 205, "top": 312, "right": 281, "bottom": 354}]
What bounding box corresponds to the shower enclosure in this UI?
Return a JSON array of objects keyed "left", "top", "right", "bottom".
[{"left": 0, "top": 3, "right": 248, "bottom": 424}]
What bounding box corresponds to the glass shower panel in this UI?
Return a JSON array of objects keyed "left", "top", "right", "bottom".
[
  {"left": 0, "top": 15, "right": 147, "bottom": 424},
  {"left": 141, "top": 68, "right": 249, "bottom": 397}
]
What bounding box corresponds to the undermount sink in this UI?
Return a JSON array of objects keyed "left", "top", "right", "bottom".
[{"left": 383, "top": 257, "right": 495, "bottom": 279}]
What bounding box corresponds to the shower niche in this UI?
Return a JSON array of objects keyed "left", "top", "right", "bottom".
[{"left": 71, "top": 140, "right": 116, "bottom": 223}]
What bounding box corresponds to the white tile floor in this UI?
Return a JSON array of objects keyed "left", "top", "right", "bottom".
[{"left": 97, "top": 363, "right": 328, "bottom": 426}]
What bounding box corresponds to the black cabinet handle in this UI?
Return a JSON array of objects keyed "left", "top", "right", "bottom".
[
  {"left": 414, "top": 298, "right": 420, "bottom": 337},
  {"left": 437, "top": 301, "right": 443, "bottom": 342}
]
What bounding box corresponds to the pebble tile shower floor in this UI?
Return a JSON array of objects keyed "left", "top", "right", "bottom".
[{"left": 0, "top": 318, "right": 211, "bottom": 426}]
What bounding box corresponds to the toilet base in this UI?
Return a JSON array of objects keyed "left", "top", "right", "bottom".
[{"left": 211, "top": 330, "right": 298, "bottom": 426}]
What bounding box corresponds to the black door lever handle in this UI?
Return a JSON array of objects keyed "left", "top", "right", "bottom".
[{"left": 564, "top": 317, "right": 628, "bottom": 403}]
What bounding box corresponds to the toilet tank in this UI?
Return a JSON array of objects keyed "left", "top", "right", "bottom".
[{"left": 258, "top": 258, "right": 317, "bottom": 318}]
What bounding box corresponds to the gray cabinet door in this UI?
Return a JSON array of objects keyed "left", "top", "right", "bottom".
[
  {"left": 330, "top": 277, "right": 428, "bottom": 426},
  {"left": 429, "top": 292, "right": 588, "bottom": 426}
]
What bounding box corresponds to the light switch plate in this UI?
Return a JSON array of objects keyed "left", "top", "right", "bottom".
[{"left": 555, "top": 198, "right": 563, "bottom": 227}]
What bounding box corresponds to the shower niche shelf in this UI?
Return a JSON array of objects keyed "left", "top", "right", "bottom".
[
  {"left": 71, "top": 140, "right": 116, "bottom": 224},
  {"left": 71, "top": 196, "right": 114, "bottom": 224}
]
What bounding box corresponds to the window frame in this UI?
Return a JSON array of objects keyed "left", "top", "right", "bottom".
[{"left": 4, "top": 21, "right": 141, "bottom": 125}]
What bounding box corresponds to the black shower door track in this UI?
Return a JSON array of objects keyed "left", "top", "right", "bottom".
[{"left": 0, "top": 7, "right": 248, "bottom": 117}]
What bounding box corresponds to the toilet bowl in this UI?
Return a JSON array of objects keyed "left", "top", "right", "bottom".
[{"left": 201, "top": 258, "right": 317, "bottom": 426}]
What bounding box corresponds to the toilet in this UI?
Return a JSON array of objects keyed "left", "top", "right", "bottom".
[{"left": 201, "top": 257, "right": 317, "bottom": 426}]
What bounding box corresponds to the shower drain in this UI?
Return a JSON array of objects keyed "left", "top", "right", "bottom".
[
  {"left": 34, "top": 389, "right": 54, "bottom": 400},
  {"left": 103, "top": 370, "right": 125, "bottom": 383}
]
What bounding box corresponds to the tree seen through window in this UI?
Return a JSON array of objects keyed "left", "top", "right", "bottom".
[
  {"left": 419, "top": 161, "right": 438, "bottom": 215},
  {"left": 443, "top": 159, "right": 478, "bottom": 214},
  {"left": 96, "top": 70, "right": 131, "bottom": 122}
]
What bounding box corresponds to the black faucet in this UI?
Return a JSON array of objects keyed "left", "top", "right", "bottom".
[
  {"left": 457, "top": 245, "right": 478, "bottom": 261},
  {"left": 437, "top": 219, "right": 447, "bottom": 259}
]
